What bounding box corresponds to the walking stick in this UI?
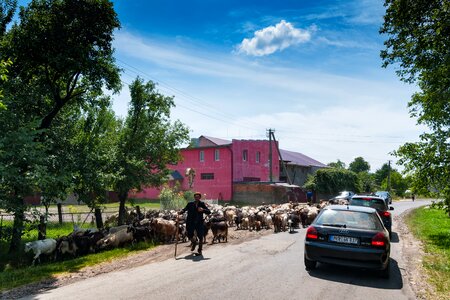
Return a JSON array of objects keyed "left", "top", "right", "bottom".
[{"left": 174, "top": 214, "right": 179, "bottom": 259}]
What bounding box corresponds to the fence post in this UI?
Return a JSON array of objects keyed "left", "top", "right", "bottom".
[
  {"left": 57, "top": 203, "right": 63, "bottom": 225},
  {"left": 136, "top": 205, "right": 141, "bottom": 219},
  {"left": 0, "top": 215, "right": 3, "bottom": 240},
  {"left": 94, "top": 208, "right": 103, "bottom": 229},
  {"left": 38, "top": 215, "right": 46, "bottom": 240}
]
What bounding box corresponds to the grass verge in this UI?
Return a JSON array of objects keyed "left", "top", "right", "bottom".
[
  {"left": 0, "top": 222, "right": 156, "bottom": 292},
  {"left": 405, "top": 207, "right": 450, "bottom": 300}
]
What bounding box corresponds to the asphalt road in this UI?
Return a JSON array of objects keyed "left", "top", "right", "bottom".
[{"left": 22, "top": 199, "right": 433, "bottom": 300}]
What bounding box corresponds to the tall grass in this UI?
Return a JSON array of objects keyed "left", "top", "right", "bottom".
[{"left": 405, "top": 207, "right": 450, "bottom": 300}]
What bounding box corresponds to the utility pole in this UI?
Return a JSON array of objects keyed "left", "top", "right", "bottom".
[
  {"left": 267, "top": 129, "right": 274, "bottom": 182},
  {"left": 387, "top": 160, "right": 391, "bottom": 192},
  {"left": 270, "top": 130, "right": 292, "bottom": 185}
]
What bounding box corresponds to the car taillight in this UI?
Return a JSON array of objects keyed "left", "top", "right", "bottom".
[
  {"left": 371, "top": 232, "right": 387, "bottom": 246},
  {"left": 306, "top": 226, "right": 318, "bottom": 240},
  {"left": 382, "top": 211, "right": 391, "bottom": 217}
]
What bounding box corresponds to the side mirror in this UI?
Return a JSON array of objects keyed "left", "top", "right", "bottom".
[{"left": 389, "top": 206, "right": 394, "bottom": 211}]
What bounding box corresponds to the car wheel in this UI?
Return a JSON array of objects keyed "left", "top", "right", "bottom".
[
  {"left": 304, "top": 255, "right": 317, "bottom": 270},
  {"left": 379, "top": 259, "right": 390, "bottom": 278}
]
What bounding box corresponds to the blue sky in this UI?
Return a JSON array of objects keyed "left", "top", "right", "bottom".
[
  {"left": 109, "top": 0, "right": 425, "bottom": 172},
  {"left": 18, "top": 0, "right": 424, "bottom": 172}
]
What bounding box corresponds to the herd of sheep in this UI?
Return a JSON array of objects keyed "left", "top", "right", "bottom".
[{"left": 24, "top": 201, "right": 326, "bottom": 266}]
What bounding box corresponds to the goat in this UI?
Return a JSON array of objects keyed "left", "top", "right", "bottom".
[{"left": 24, "top": 238, "right": 57, "bottom": 266}]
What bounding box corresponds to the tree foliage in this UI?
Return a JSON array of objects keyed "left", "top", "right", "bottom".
[
  {"left": 327, "top": 159, "right": 346, "bottom": 169},
  {"left": 0, "top": 0, "right": 122, "bottom": 252},
  {"left": 348, "top": 156, "right": 371, "bottom": 173},
  {"left": 3, "top": 0, "right": 121, "bottom": 130},
  {"left": 66, "top": 98, "right": 120, "bottom": 207},
  {"left": 357, "top": 172, "right": 376, "bottom": 193},
  {"left": 0, "top": 0, "right": 17, "bottom": 35},
  {"left": 0, "top": 59, "right": 11, "bottom": 110},
  {"left": 381, "top": 0, "right": 450, "bottom": 213},
  {"left": 114, "top": 77, "right": 190, "bottom": 225},
  {"left": 374, "top": 163, "right": 391, "bottom": 186},
  {"left": 303, "top": 168, "right": 360, "bottom": 195},
  {"left": 381, "top": 169, "right": 409, "bottom": 197}
]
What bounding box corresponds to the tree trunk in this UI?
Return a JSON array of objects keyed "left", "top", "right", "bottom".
[
  {"left": 117, "top": 191, "right": 127, "bottom": 226},
  {"left": 9, "top": 208, "right": 25, "bottom": 254},
  {"left": 57, "top": 203, "right": 63, "bottom": 224},
  {"left": 94, "top": 208, "right": 103, "bottom": 229},
  {"left": 38, "top": 215, "right": 46, "bottom": 240}
]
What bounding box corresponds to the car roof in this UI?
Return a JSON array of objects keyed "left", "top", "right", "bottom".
[
  {"left": 324, "top": 204, "right": 377, "bottom": 214},
  {"left": 351, "top": 195, "right": 385, "bottom": 201}
]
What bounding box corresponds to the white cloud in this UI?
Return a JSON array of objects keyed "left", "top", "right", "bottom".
[{"left": 237, "top": 20, "right": 312, "bottom": 56}]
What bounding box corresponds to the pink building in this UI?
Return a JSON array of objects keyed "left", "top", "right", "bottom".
[
  {"left": 130, "top": 136, "right": 279, "bottom": 201},
  {"left": 130, "top": 135, "right": 325, "bottom": 201}
]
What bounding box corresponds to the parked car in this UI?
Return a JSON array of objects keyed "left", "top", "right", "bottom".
[
  {"left": 375, "top": 191, "right": 392, "bottom": 205},
  {"left": 349, "top": 195, "right": 394, "bottom": 237},
  {"left": 329, "top": 191, "right": 355, "bottom": 203},
  {"left": 304, "top": 205, "right": 391, "bottom": 278}
]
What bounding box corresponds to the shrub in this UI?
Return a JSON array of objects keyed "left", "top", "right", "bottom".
[{"left": 159, "top": 186, "right": 187, "bottom": 210}]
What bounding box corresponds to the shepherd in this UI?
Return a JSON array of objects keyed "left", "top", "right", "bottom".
[{"left": 178, "top": 192, "right": 211, "bottom": 256}]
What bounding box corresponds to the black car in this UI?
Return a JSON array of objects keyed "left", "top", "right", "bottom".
[
  {"left": 349, "top": 195, "right": 394, "bottom": 237},
  {"left": 304, "top": 205, "right": 391, "bottom": 278},
  {"left": 375, "top": 191, "right": 392, "bottom": 205}
]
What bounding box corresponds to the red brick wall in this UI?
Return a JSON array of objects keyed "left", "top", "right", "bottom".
[
  {"left": 232, "top": 139, "right": 280, "bottom": 182},
  {"left": 131, "top": 146, "right": 234, "bottom": 201}
]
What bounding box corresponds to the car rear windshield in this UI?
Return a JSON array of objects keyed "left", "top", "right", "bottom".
[
  {"left": 350, "top": 198, "right": 386, "bottom": 211},
  {"left": 315, "top": 209, "right": 383, "bottom": 230}
]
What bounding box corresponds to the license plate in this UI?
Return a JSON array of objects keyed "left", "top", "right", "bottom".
[{"left": 329, "top": 235, "right": 359, "bottom": 244}]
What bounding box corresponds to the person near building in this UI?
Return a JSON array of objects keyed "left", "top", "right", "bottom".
[{"left": 307, "top": 190, "right": 313, "bottom": 203}]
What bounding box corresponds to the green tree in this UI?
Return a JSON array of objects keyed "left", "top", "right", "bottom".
[
  {"left": 0, "top": 0, "right": 121, "bottom": 253},
  {"left": 374, "top": 163, "right": 392, "bottom": 187},
  {"left": 0, "top": 59, "right": 11, "bottom": 110},
  {"left": 381, "top": 170, "right": 408, "bottom": 197},
  {"left": 113, "top": 78, "right": 190, "bottom": 225},
  {"left": 303, "top": 168, "right": 360, "bottom": 195},
  {"left": 348, "top": 157, "right": 370, "bottom": 173},
  {"left": 0, "top": 0, "right": 17, "bottom": 35},
  {"left": 358, "top": 172, "right": 376, "bottom": 193},
  {"left": 381, "top": 0, "right": 450, "bottom": 213},
  {"left": 70, "top": 101, "right": 120, "bottom": 208},
  {"left": 3, "top": 0, "right": 121, "bottom": 130},
  {"left": 327, "top": 159, "right": 346, "bottom": 169}
]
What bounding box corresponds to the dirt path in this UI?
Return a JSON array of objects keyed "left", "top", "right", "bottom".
[
  {"left": 2, "top": 211, "right": 434, "bottom": 299},
  {"left": 394, "top": 211, "right": 434, "bottom": 299}
]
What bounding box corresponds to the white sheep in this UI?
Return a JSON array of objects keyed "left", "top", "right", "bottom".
[{"left": 24, "top": 238, "right": 57, "bottom": 266}]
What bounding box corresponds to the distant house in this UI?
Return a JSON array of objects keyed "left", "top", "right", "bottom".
[
  {"left": 279, "top": 149, "right": 327, "bottom": 187},
  {"left": 129, "top": 135, "right": 326, "bottom": 202}
]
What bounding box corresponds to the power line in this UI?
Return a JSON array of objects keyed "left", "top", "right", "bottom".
[
  {"left": 116, "top": 59, "right": 267, "bottom": 129},
  {"left": 114, "top": 59, "right": 413, "bottom": 146}
]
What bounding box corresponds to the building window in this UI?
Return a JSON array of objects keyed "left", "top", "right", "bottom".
[
  {"left": 256, "top": 151, "right": 260, "bottom": 163},
  {"left": 215, "top": 149, "right": 220, "bottom": 161},
  {"left": 243, "top": 150, "right": 248, "bottom": 161},
  {"left": 201, "top": 173, "right": 214, "bottom": 180},
  {"left": 199, "top": 150, "right": 204, "bottom": 162}
]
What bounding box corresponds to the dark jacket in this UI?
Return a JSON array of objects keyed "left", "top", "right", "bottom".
[{"left": 181, "top": 200, "right": 211, "bottom": 226}]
